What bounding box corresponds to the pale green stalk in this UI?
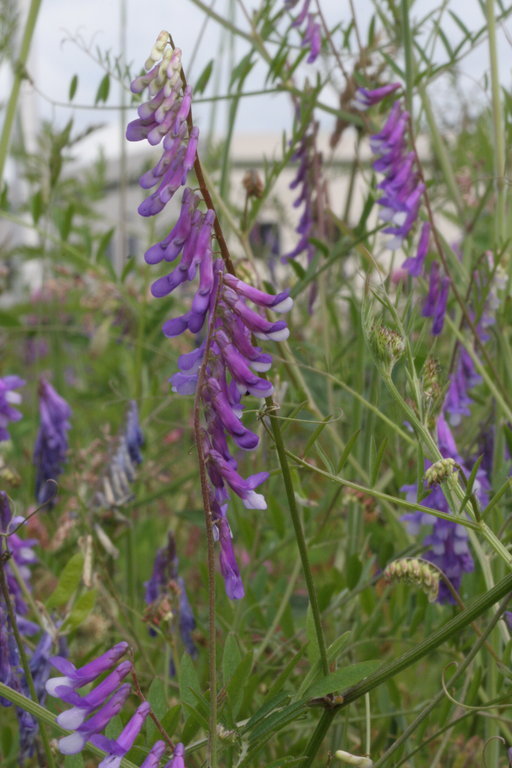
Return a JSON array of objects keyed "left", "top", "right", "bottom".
[
  {"left": 0, "top": 0, "right": 42, "bottom": 184},
  {"left": 485, "top": 0, "right": 507, "bottom": 245}
]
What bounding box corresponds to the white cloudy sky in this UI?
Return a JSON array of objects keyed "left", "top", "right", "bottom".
[{"left": 9, "top": 0, "right": 512, "bottom": 162}]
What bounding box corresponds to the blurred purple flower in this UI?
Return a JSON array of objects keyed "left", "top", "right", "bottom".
[
  {"left": 286, "top": 0, "right": 322, "bottom": 62},
  {"left": 34, "top": 378, "right": 72, "bottom": 506},
  {"left": 352, "top": 82, "right": 401, "bottom": 110},
  {"left": 0, "top": 376, "right": 25, "bottom": 442},
  {"left": 402, "top": 221, "right": 430, "bottom": 277},
  {"left": 144, "top": 533, "right": 198, "bottom": 661},
  {"left": 422, "top": 261, "right": 450, "bottom": 336},
  {"left": 164, "top": 743, "right": 186, "bottom": 768},
  {"left": 369, "top": 99, "right": 424, "bottom": 251}
]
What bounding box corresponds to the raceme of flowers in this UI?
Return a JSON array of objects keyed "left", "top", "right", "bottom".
[
  {"left": 127, "top": 32, "right": 293, "bottom": 600},
  {"left": 284, "top": 0, "right": 321, "bottom": 63},
  {"left": 45, "top": 642, "right": 185, "bottom": 767},
  {"left": 0, "top": 376, "right": 25, "bottom": 442},
  {"left": 33, "top": 377, "right": 72, "bottom": 507},
  {"left": 401, "top": 415, "right": 489, "bottom": 603}
]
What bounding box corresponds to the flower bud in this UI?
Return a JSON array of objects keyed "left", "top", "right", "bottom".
[
  {"left": 384, "top": 557, "right": 440, "bottom": 602},
  {"left": 334, "top": 750, "right": 373, "bottom": 767},
  {"left": 242, "top": 170, "right": 263, "bottom": 198},
  {"left": 369, "top": 324, "right": 405, "bottom": 372},
  {"left": 424, "top": 458, "right": 457, "bottom": 486}
]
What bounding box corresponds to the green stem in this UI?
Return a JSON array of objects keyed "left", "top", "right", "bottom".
[
  {"left": 485, "top": 0, "right": 507, "bottom": 245},
  {"left": 266, "top": 399, "right": 329, "bottom": 677},
  {"left": 286, "top": 450, "right": 481, "bottom": 530},
  {"left": 0, "top": 563, "right": 55, "bottom": 768},
  {"left": 0, "top": 0, "right": 43, "bottom": 185},
  {"left": 400, "top": 0, "right": 414, "bottom": 115}
]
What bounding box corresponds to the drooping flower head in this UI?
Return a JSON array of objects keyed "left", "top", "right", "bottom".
[
  {"left": 33, "top": 378, "right": 72, "bottom": 506},
  {"left": 0, "top": 376, "right": 25, "bottom": 442}
]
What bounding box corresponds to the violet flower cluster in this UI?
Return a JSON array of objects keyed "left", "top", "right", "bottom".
[
  {"left": 127, "top": 33, "right": 293, "bottom": 600},
  {"left": 285, "top": 0, "right": 321, "bottom": 63},
  {"left": 0, "top": 375, "right": 25, "bottom": 442},
  {"left": 359, "top": 83, "right": 452, "bottom": 336},
  {"left": 144, "top": 532, "right": 197, "bottom": 667},
  {"left": 93, "top": 400, "right": 144, "bottom": 510},
  {"left": 283, "top": 120, "right": 319, "bottom": 268},
  {"left": 45, "top": 641, "right": 186, "bottom": 767},
  {"left": 401, "top": 415, "right": 489, "bottom": 603},
  {"left": 33, "top": 377, "right": 72, "bottom": 507}
]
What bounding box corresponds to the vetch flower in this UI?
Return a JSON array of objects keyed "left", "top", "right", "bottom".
[
  {"left": 92, "top": 701, "right": 151, "bottom": 768},
  {"left": 140, "top": 740, "right": 167, "bottom": 768},
  {"left": 422, "top": 261, "right": 450, "bottom": 336},
  {"left": 57, "top": 684, "right": 131, "bottom": 755},
  {"left": 0, "top": 376, "right": 25, "bottom": 442},
  {"left": 286, "top": 0, "right": 322, "bottom": 63},
  {"left": 45, "top": 641, "right": 129, "bottom": 697},
  {"left": 164, "top": 742, "right": 186, "bottom": 768},
  {"left": 402, "top": 221, "right": 430, "bottom": 277},
  {"left": 33, "top": 378, "right": 72, "bottom": 506},
  {"left": 351, "top": 82, "right": 401, "bottom": 110}
]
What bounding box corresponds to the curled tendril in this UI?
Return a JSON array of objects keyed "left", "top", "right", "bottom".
[
  {"left": 441, "top": 662, "right": 511, "bottom": 712},
  {"left": 482, "top": 736, "right": 505, "bottom": 768}
]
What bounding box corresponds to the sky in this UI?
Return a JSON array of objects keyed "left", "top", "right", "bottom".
[{"left": 7, "top": 0, "right": 512, "bottom": 162}]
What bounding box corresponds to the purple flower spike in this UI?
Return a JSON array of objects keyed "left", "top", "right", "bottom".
[
  {"left": 140, "top": 740, "right": 167, "bottom": 768},
  {"left": 0, "top": 375, "right": 25, "bottom": 441},
  {"left": 46, "top": 641, "right": 129, "bottom": 697},
  {"left": 57, "top": 684, "right": 131, "bottom": 755},
  {"left": 93, "top": 701, "right": 151, "bottom": 768},
  {"left": 164, "top": 742, "right": 186, "bottom": 768},
  {"left": 34, "top": 378, "right": 72, "bottom": 506},
  {"left": 352, "top": 83, "right": 401, "bottom": 110},
  {"left": 402, "top": 221, "right": 430, "bottom": 277},
  {"left": 303, "top": 14, "right": 321, "bottom": 62}
]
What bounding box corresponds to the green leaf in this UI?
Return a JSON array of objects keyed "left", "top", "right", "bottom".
[
  {"left": 68, "top": 74, "right": 79, "bottom": 101},
  {"left": 195, "top": 59, "right": 214, "bottom": 95},
  {"left": 222, "top": 633, "right": 242, "bottom": 686},
  {"left": 95, "top": 73, "right": 110, "bottom": 104},
  {"left": 146, "top": 677, "right": 167, "bottom": 742},
  {"left": 297, "top": 632, "right": 351, "bottom": 699},
  {"left": 61, "top": 589, "right": 96, "bottom": 632},
  {"left": 304, "top": 660, "right": 381, "bottom": 700},
  {"left": 30, "top": 189, "right": 43, "bottom": 224},
  {"left": 179, "top": 652, "right": 201, "bottom": 712},
  {"left": 346, "top": 553, "right": 362, "bottom": 590},
  {"left": 159, "top": 704, "right": 181, "bottom": 739},
  {"left": 47, "top": 553, "right": 84, "bottom": 610},
  {"left": 226, "top": 650, "right": 253, "bottom": 719}
]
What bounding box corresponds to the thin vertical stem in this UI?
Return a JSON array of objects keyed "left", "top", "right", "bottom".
[
  {"left": 0, "top": 0, "right": 43, "bottom": 185},
  {"left": 485, "top": 0, "right": 507, "bottom": 245},
  {"left": 266, "top": 401, "right": 329, "bottom": 677}
]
